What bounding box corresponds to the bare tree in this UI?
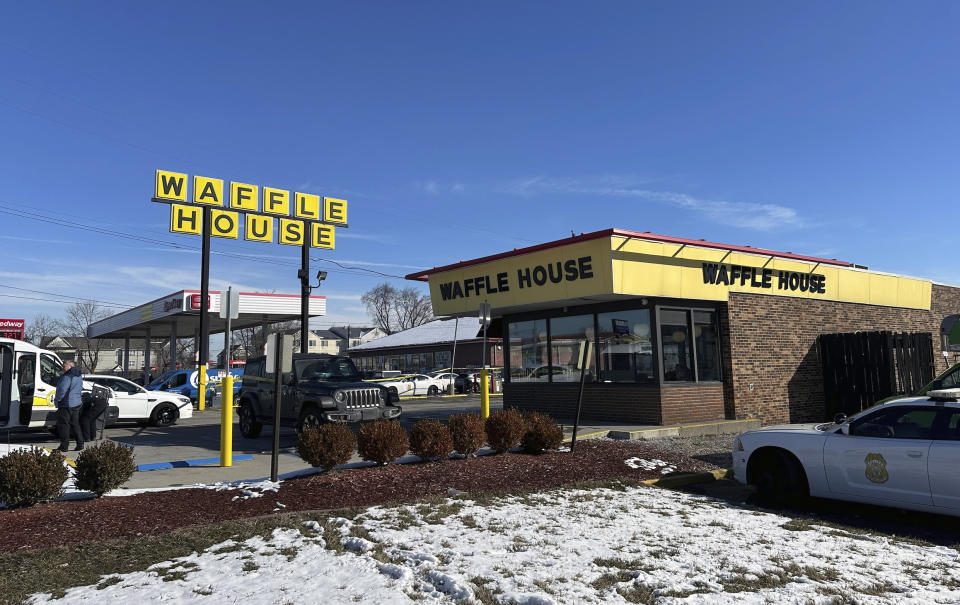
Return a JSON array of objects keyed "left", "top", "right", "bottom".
[
  {"left": 361, "top": 283, "right": 432, "bottom": 334},
  {"left": 232, "top": 320, "right": 299, "bottom": 359},
  {"left": 361, "top": 284, "right": 396, "bottom": 334},
  {"left": 62, "top": 301, "right": 111, "bottom": 372},
  {"left": 393, "top": 287, "right": 433, "bottom": 331},
  {"left": 24, "top": 313, "right": 65, "bottom": 345}
]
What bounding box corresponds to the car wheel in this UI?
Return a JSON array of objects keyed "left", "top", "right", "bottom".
[
  {"left": 150, "top": 403, "right": 179, "bottom": 427},
  {"left": 388, "top": 387, "right": 398, "bottom": 399},
  {"left": 751, "top": 450, "right": 808, "bottom": 504},
  {"left": 427, "top": 385, "right": 439, "bottom": 397},
  {"left": 238, "top": 400, "right": 262, "bottom": 438},
  {"left": 297, "top": 407, "right": 325, "bottom": 434}
]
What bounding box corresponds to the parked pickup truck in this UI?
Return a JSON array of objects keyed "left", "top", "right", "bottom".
[{"left": 237, "top": 353, "right": 401, "bottom": 437}]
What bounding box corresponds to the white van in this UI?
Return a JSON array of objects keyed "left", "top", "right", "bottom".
[{"left": 0, "top": 337, "right": 118, "bottom": 430}]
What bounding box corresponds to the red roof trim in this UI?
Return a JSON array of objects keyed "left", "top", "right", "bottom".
[
  {"left": 404, "top": 228, "right": 852, "bottom": 281},
  {"left": 182, "top": 290, "right": 325, "bottom": 299}
]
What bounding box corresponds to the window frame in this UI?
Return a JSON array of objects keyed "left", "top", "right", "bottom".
[{"left": 655, "top": 305, "right": 722, "bottom": 385}]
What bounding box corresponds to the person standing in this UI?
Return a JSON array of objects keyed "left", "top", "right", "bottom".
[{"left": 54, "top": 360, "right": 84, "bottom": 453}]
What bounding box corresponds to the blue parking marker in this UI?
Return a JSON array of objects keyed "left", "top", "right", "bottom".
[{"left": 136, "top": 454, "right": 254, "bottom": 472}]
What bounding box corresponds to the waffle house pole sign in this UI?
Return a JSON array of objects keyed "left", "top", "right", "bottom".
[{"left": 151, "top": 169, "right": 349, "bottom": 415}]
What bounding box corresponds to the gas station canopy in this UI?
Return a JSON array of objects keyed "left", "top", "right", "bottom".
[{"left": 88, "top": 290, "right": 325, "bottom": 339}]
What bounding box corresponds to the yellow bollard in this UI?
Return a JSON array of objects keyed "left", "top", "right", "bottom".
[
  {"left": 220, "top": 375, "right": 233, "bottom": 467},
  {"left": 197, "top": 364, "right": 207, "bottom": 411},
  {"left": 480, "top": 368, "right": 490, "bottom": 419}
]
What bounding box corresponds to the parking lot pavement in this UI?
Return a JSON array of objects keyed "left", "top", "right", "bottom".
[{"left": 7, "top": 395, "right": 504, "bottom": 489}]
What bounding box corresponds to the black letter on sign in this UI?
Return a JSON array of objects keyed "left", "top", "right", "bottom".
[
  {"left": 761, "top": 269, "right": 773, "bottom": 289},
  {"left": 199, "top": 181, "right": 219, "bottom": 204},
  {"left": 532, "top": 266, "right": 547, "bottom": 286},
  {"left": 175, "top": 210, "right": 197, "bottom": 231},
  {"left": 788, "top": 273, "right": 800, "bottom": 291},
  {"left": 250, "top": 218, "right": 268, "bottom": 238},
  {"left": 497, "top": 272, "right": 509, "bottom": 292},
  {"left": 564, "top": 259, "right": 578, "bottom": 281},
  {"left": 161, "top": 174, "right": 184, "bottom": 198},
  {"left": 578, "top": 256, "right": 593, "bottom": 279},
  {"left": 702, "top": 263, "right": 719, "bottom": 284},
  {"left": 518, "top": 268, "right": 532, "bottom": 289},
  {"left": 214, "top": 214, "right": 235, "bottom": 233},
  {"left": 778, "top": 271, "right": 789, "bottom": 289},
  {"left": 439, "top": 283, "right": 453, "bottom": 301},
  {"left": 547, "top": 262, "right": 563, "bottom": 284}
]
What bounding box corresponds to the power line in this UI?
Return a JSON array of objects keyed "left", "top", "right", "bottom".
[
  {"left": 0, "top": 293, "right": 129, "bottom": 308},
  {"left": 0, "top": 283, "right": 135, "bottom": 307}
]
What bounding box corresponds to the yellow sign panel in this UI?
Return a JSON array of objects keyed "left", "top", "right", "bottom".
[
  {"left": 294, "top": 193, "right": 320, "bottom": 220},
  {"left": 245, "top": 214, "right": 274, "bottom": 242},
  {"left": 263, "top": 188, "right": 290, "bottom": 216},
  {"left": 279, "top": 219, "right": 306, "bottom": 246},
  {"left": 155, "top": 170, "right": 188, "bottom": 202},
  {"left": 154, "top": 170, "right": 345, "bottom": 249},
  {"left": 427, "top": 238, "right": 615, "bottom": 316},
  {"left": 230, "top": 182, "right": 259, "bottom": 212},
  {"left": 426, "top": 235, "right": 933, "bottom": 316},
  {"left": 311, "top": 223, "right": 335, "bottom": 249},
  {"left": 169, "top": 204, "right": 202, "bottom": 235},
  {"left": 324, "top": 197, "right": 347, "bottom": 224},
  {"left": 193, "top": 176, "right": 224, "bottom": 206},
  {"left": 211, "top": 210, "right": 240, "bottom": 239},
  {"left": 610, "top": 236, "right": 931, "bottom": 310}
]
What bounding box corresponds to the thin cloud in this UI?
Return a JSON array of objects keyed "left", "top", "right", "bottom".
[
  {"left": 0, "top": 234, "right": 73, "bottom": 244},
  {"left": 502, "top": 176, "right": 802, "bottom": 231}
]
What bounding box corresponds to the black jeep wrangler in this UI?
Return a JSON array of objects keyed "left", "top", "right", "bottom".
[{"left": 237, "top": 353, "right": 401, "bottom": 437}]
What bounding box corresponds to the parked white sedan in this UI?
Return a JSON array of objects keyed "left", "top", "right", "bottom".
[
  {"left": 85, "top": 375, "right": 193, "bottom": 426},
  {"left": 733, "top": 390, "right": 960, "bottom": 516}
]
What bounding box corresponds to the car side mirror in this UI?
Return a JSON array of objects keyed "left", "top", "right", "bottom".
[{"left": 840, "top": 423, "right": 850, "bottom": 435}]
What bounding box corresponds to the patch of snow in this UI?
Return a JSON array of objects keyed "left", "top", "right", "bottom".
[
  {"left": 342, "top": 536, "right": 374, "bottom": 552},
  {"left": 426, "top": 570, "right": 475, "bottom": 602},
  {"left": 624, "top": 457, "right": 676, "bottom": 474}
]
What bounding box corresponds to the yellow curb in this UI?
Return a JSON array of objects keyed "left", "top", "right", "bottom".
[
  {"left": 627, "top": 419, "right": 759, "bottom": 436},
  {"left": 43, "top": 448, "right": 76, "bottom": 468},
  {"left": 562, "top": 429, "right": 610, "bottom": 443},
  {"left": 642, "top": 468, "right": 731, "bottom": 488}
]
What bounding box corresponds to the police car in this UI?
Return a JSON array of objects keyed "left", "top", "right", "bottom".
[{"left": 733, "top": 389, "right": 960, "bottom": 516}]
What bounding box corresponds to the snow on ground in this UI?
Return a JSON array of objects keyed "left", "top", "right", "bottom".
[
  {"left": 29, "top": 484, "right": 960, "bottom": 604},
  {"left": 624, "top": 457, "right": 677, "bottom": 474}
]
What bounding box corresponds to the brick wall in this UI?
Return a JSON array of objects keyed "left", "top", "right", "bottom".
[
  {"left": 503, "top": 382, "right": 726, "bottom": 425},
  {"left": 724, "top": 284, "right": 960, "bottom": 425}
]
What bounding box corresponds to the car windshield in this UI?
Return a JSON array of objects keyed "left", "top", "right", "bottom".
[
  {"left": 294, "top": 358, "right": 360, "bottom": 382},
  {"left": 149, "top": 371, "right": 177, "bottom": 388}
]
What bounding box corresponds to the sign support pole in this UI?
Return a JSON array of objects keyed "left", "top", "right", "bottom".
[
  {"left": 220, "top": 286, "right": 234, "bottom": 467},
  {"left": 270, "top": 334, "right": 284, "bottom": 482},
  {"left": 570, "top": 340, "right": 593, "bottom": 453},
  {"left": 197, "top": 206, "right": 212, "bottom": 412},
  {"left": 299, "top": 241, "right": 310, "bottom": 355}
]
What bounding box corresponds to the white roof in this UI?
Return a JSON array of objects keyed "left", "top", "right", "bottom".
[{"left": 350, "top": 318, "right": 482, "bottom": 351}]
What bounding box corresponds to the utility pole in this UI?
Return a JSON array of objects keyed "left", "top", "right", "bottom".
[
  {"left": 299, "top": 241, "right": 310, "bottom": 355},
  {"left": 197, "top": 206, "right": 212, "bottom": 411}
]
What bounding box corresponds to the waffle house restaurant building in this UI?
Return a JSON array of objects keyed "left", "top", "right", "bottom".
[{"left": 407, "top": 229, "right": 960, "bottom": 426}]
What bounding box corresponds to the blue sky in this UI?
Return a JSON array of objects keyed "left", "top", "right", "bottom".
[{"left": 2, "top": 2, "right": 959, "bottom": 344}]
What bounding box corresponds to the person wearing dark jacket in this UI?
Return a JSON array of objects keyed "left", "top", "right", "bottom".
[{"left": 54, "top": 361, "right": 84, "bottom": 452}]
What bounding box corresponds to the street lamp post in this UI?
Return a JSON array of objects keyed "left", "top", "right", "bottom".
[{"left": 297, "top": 268, "right": 328, "bottom": 355}]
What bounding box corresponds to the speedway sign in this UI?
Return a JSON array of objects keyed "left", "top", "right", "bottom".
[{"left": 152, "top": 170, "right": 347, "bottom": 248}]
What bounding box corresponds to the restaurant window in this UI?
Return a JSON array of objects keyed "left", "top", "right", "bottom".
[
  {"left": 597, "top": 308, "right": 654, "bottom": 383},
  {"left": 508, "top": 319, "right": 548, "bottom": 382},
  {"left": 659, "top": 307, "right": 720, "bottom": 383},
  {"left": 549, "top": 315, "right": 594, "bottom": 382}
]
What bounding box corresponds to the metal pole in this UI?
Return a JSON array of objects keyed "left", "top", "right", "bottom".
[
  {"left": 220, "top": 286, "right": 234, "bottom": 467},
  {"left": 169, "top": 321, "right": 177, "bottom": 371},
  {"left": 480, "top": 321, "right": 489, "bottom": 418},
  {"left": 300, "top": 241, "right": 309, "bottom": 355},
  {"left": 198, "top": 206, "right": 212, "bottom": 411},
  {"left": 143, "top": 328, "right": 151, "bottom": 385},
  {"left": 270, "top": 335, "right": 283, "bottom": 482},
  {"left": 570, "top": 340, "right": 593, "bottom": 452},
  {"left": 448, "top": 317, "right": 458, "bottom": 395},
  {"left": 123, "top": 335, "right": 130, "bottom": 378}
]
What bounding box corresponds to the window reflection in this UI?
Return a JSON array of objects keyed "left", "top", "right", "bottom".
[
  {"left": 508, "top": 320, "right": 548, "bottom": 382},
  {"left": 660, "top": 309, "right": 693, "bottom": 382},
  {"left": 549, "top": 315, "right": 594, "bottom": 382},
  {"left": 597, "top": 309, "right": 654, "bottom": 383}
]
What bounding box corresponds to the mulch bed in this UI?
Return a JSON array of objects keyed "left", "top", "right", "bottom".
[{"left": 0, "top": 440, "right": 716, "bottom": 553}]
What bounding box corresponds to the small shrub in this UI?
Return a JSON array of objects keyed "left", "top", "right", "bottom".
[
  {"left": 485, "top": 409, "right": 526, "bottom": 454},
  {"left": 521, "top": 412, "right": 563, "bottom": 454},
  {"left": 296, "top": 424, "right": 356, "bottom": 471},
  {"left": 74, "top": 441, "right": 137, "bottom": 497},
  {"left": 409, "top": 420, "right": 453, "bottom": 461},
  {"left": 0, "top": 447, "right": 68, "bottom": 507},
  {"left": 357, "top": 420, "right": 409, "bottom": 465},
  {"left": 448, "top": 413, "right": 486, "bottom": 457}
]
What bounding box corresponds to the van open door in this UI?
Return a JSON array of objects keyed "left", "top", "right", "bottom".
[{"left": 0, "top": 342, "right": 16, "bottom": 427}]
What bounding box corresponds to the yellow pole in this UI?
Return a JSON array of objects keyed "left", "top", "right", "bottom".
[
  {"left": 220, "top": 375, "right": 233, "bottom": 467},
  {"left": 197, "top": 364, "right": 207, "bottom": 411},
  {"left": 480, "top": 368, "right": 490, "bottom": 419}
]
